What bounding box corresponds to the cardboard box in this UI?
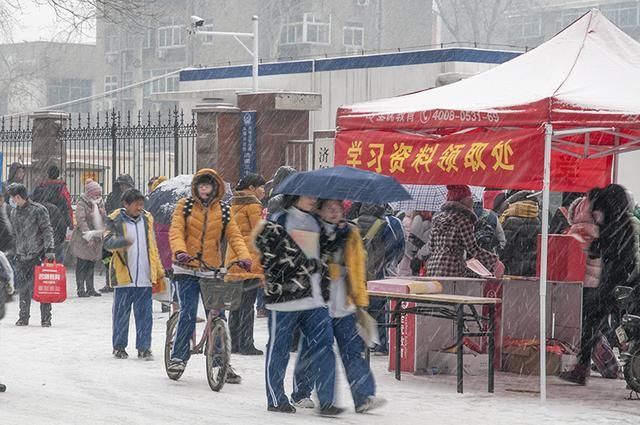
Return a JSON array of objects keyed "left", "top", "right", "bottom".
[
  {"left": 427, "top": 351, "right": 489, "bottom": 376},
  {"left": 502, "top": 344, "right": 562, "bottom": 376},
  {"left": 560, "top": 354, "right": 578, "bottom": 373}
]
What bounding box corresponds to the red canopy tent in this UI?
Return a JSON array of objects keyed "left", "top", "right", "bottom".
[{"left": 334, "top": 9, "right": 640, "bottom": 399}]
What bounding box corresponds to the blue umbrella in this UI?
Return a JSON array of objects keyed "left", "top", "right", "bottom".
[{"left": 274, "top": 166, "right": 411, "bottom": 203}]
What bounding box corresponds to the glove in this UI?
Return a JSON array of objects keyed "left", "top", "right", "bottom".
[
  {"left": 237, "top": 259, "right": 252, "bottom": 272},
  {"left": 176, "top": 251, "right": 194, "bottom": 264},
  {"left": 44, "top": 252, "right": 56, "bottom": 262}
]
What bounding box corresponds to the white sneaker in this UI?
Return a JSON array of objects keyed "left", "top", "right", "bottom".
[
  {"left": 356, "top": 396, "right": 387, "bottom": 413},
  {"left": 292, "top": 397, "right": 315, "bottom": 409}
]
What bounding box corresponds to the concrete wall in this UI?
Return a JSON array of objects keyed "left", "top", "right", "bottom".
[{"left": 178, "top": 48, "right": 511, "bottom": 132}]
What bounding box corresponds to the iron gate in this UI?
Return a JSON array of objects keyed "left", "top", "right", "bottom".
[{"left": 60, "top": 108, "right": 197, "bottom": 202}]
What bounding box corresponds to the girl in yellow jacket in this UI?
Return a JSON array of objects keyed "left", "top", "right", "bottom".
[
  {"left": 167, "top": 169, "right": 252, "bottom": 381},
  {"left": 291, "top": 199, "right": 386, "bottom": 414},
  {"left": 225, "top": 173, "right": 267, "bottom": 355}
]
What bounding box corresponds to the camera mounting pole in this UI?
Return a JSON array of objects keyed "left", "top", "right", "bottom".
[{"left": 190, "top": 16, "right": 259, "bottom": 92}]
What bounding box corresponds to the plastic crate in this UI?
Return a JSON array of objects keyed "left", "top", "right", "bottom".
[{"left": 199, "top": 278, "right": 244, "bottom": 312}]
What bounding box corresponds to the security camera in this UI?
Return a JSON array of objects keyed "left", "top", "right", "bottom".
[{"left": 191, "top": 16, "right": 205, "bottom": 27}]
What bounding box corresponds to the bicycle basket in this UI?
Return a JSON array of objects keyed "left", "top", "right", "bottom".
[{"left": 199, "top": 278, "right": 244, "bottom": 312}]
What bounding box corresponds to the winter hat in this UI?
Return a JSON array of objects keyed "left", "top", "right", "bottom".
[
  {"left": 151, "top": 176, "right": 167, "bottom": 192},
  {"left": 115, "top": 174, "right": 134, "bottom": 188},
  {"left": 194, "top": 173, "right": 216, "bottom": 187},
  {"left": 85, "top": 180, "right": 102, "bottom": 198},
  {"left": 446, "top": 185, "right": 472, "bottom": 202},
  {"left": 47, "top": 165, "right": 60, "bottom": 180}
]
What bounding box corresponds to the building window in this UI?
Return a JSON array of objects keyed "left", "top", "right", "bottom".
[
  {"left": 202, "top": 20, "right": 215, "bottom": 44},
  {"left": 105, "top": 32, "right": 119, "bottom": 53},
  {"left": 123, "top": 71, "right": 133, "bottom": 85},
  {"left": 143, "top": 26, "right": 154, "bottom": 49},
  {"left": 280, "top": 13, "right": 331, "bottom": 45},
  {"left": 143, "top": 69, "right": 179, "bottom": 96},
  {"left": 602, "top": 4, "right": 639, "bottom": 28},
  {"left": 47, "top": 78, "right": 92, "bottom": 113},
  {"left": 104, "top": 75, "right": 118, "bottom": 96},
  {"left": 343, "top": 23, "right": 364, "bottom": 52},
  {"left": 158, "top": 17, "right": 185, "bottom": 49},
  {"left": 558, "top": 9, "right": 587, "bottom": 30},
  {"left": 508, "top": 14, "right": 542, "bottom": 40}
]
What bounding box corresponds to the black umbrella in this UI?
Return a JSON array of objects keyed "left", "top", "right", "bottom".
[{"left": 274, "top": 166, "right": 412, "bottom": 203}]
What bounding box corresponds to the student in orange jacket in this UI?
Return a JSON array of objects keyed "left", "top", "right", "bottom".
[
  {"left": 225, "top": 173, "right": 267, "bottom": 355},
  {"left": 167, "top": 169, "right": 252, "bottom": 382}
]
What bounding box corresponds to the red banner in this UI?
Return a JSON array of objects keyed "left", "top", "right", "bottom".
[{"left": 335, "top": 127, "right": 611, "bottom": 192}]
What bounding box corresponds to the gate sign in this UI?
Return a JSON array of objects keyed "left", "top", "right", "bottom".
[
  {"left": 240, "top": 111, "right": 257, "bottom": 178},
  {"left": 314, "top": 138, "right": 335, "bottom": 169}
]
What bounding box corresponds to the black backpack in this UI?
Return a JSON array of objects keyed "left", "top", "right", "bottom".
[
  {"left": 355, "top": 216, "right": 387, "bottom": 281},
  {"left": 475, "top": 210, "right": 499, "bottom": 252},
  {"left": 182, "top": 197, "right": 232, "bottom": 259}
]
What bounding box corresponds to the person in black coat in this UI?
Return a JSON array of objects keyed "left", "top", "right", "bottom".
[
  {"left": 2, "top": 162, "right": 25, "bottom": 203},
  {"left": 0, "top": 196, "right": 14, "bottom": 253},
  {"left": 499, "top": 191, "right": 541, "bottom": 277},
  {"left": 560, "top": 184, "right": 639, "bottom": 385},
  {"left": 105, "top": 174, "right": 134, "bottom": 214},
  {"left": 40, "top": 202, "right": 67, "bottom": 262}
]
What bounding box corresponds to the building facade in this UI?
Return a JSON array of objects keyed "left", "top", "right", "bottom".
[
  {"left": 0, "top": 42, "right": 96, "bottom": 115},
  {"left": 95, "top": 0, "right": 433, "bottom": 112},
  {"left": 507, "top": 0, "right": 640, "bottom": 48}
]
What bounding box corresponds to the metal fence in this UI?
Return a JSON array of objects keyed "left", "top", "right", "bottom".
[
  {"left": 0, "top": 116, "right": 33, "bottom": 189},
  {"left": 286, "top": 139, "right": 313, "bottom": 172},
  {"left": 60, "top": 108, "right": 197, "bottom": 202}
]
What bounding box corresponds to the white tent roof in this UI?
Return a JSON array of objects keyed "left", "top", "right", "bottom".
[{"left": 337, "top": 9, "right": 640, "bottom": 131}]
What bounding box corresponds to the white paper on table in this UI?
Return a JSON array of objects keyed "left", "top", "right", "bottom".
[{"left": 466, "top": 258, "right": 493, "bottom": 278}]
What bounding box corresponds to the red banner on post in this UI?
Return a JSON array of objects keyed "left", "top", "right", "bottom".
[{"left": 335, "top": 127, "right": 611, "bottom": 191}]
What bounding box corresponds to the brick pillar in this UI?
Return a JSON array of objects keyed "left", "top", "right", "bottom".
[
  {"left": 30, "top": 111, "right": 69, "bottom": 186},
  {"left": 237, "top": 92, "right": 321, "bottom": 180},
  {"left": 193, "top": 104, "right": 241, "bottom": 184}
]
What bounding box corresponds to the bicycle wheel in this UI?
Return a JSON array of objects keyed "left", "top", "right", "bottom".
[
  {"left": 205, "top": 317, "right": 230, "bottom": 392},
  {"left": 624, "top": 345, "right": 640, "bottom": 393},
  {"left": 164, "top": 311, "right": 183, "bottom": 381}
]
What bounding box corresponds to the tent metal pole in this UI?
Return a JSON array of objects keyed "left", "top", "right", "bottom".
[
  {"left": 613, "top": 135, "right": 620, "bottom": 183},
  {"left": 540, "top": 123, "right": 553, "bottom": 402}
]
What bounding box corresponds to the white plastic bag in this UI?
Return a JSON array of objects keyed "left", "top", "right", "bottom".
[{"left": 356, "top": 308, "right": 380, "bottom": 348}]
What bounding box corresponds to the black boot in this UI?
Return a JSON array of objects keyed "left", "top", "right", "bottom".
[
  {"left": 558, "top": 364, "right": 589, "bottom": 385},
  {"left": 0, "top": 383, "right": 6, "bottom": 392}
]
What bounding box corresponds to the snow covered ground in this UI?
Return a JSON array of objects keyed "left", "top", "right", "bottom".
[{"left": 1, "top": 274, "right": 639, "bottom": 424}]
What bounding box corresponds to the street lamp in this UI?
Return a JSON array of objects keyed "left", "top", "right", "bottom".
[{"left": 189, "top": 15, "right": 259, "bottom": 92}]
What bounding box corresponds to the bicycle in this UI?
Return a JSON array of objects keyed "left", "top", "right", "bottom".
[{"left": 164, "top": 262, "right": 245, "bottom": 392}]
